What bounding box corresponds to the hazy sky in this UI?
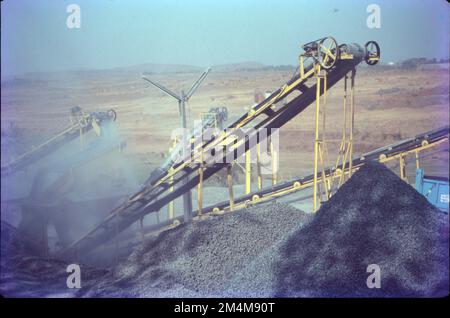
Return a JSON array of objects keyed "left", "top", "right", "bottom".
[{"left": 1, "top": 0, "right": 449, "bottom": 76}]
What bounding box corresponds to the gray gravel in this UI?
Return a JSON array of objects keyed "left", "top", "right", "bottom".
[
  {"left": 79, "top": 162, "right": 449, "bottom": 297},
  {"left": 84, "top": 202, "right": 312, "bottom": 297},
  {"left": 2, "top": 161, "right": 448, "bottom": 298},
  {"left": 274, "top": 162, "right": 449, "bottom": 297}
]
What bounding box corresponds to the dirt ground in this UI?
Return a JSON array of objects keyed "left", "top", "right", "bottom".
[{"left": 1, "top": 64, "right": 448, "bottom": 183}]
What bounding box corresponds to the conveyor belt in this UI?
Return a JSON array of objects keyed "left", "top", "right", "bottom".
[
  {"left": 59, "top": 38, "right": 379, "bottom": 258},
  {"left": 1, "top": 109, "right": 116, "bottom": 177},
  {"left": 93, "top": 125, "right": 450, "bottom": 248},
  {"left": 192, "top": 126, "right": 450, "bottom": 214}
]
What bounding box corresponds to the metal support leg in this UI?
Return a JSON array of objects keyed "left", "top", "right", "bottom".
[
  {"left": 348, "top": 69, "right": 355, "bottom": 178},
  {"left": 227, "top": 164, "right": 234, "bottom": 211},
  {"left": 168, "top": 168, "right": 174, "bottom": 220},
  {"left": 338, "top": 74, "right": 348, "bottom": 186},
  {"left": 271, "top": 140, "right": 278, "bottom": 186},
  {"left": 197, "top": 166, "right": 203, "bottom": 216},
  {"left": 257, "top": 143, "right": 262, "bottom": 190},
  {"left": 313, "top": 70, "right": 321, "bottom": 212},
  {"left": 415, "top": 151, "right": 420, "bottom": 169},
  {"left": 400, "top": 155, "right": 407, "bottom": 182},
  {"left": 197, "top": 144, "right": 204, "bottom": 216},
  {"left": 180, "top": 94, "right": 193, "bottom": 222},
  {"left": 245, "top": 148, "right": 251, "bottom": 194}
]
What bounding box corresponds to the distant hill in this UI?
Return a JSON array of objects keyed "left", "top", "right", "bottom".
[
  {"left": 137, "top": 62, "right": 269, "bottom": 74},
  {"left": 1, "top": 62, "right": 297, "bottom": 81},
  {"left": 126, "top": 63, "right": 204, "bottom": 74},
  {"left": 211, "top": 62, "right": 266, "bottom": 72}
]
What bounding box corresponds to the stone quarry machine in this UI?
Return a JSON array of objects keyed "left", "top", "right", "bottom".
[
  {"left": 59, "top": 36, "right": 386, "bottom": 258},
  {"left": 1, "top": 107, "right": 123, "bottom": 254},
  {"left": 1, "top": 107, "right": 118, "bottom": 177}
]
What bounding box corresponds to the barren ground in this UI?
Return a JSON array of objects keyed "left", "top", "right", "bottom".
[{"left": 1, "top": 65, "right": 448, "bottom": 183}]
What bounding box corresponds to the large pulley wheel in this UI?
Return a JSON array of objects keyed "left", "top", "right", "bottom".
[
  {"left": 107, "top": 109, "right": 117, "bottom": 121},
  {"left": 318, "top": 37, "right": 339, "bottom": 69},
  {"left": 365, "top": 41, "right": 380, "bottom": 65}
]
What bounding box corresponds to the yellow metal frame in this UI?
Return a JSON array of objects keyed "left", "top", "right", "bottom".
[
  {"left": 128, "top": 58, "right": 320, "bottom": 206},
  {"left": 312, "top": 63, "right": 356, "bottom": 211},
  {"left": 256, "top": 143, "right": 262, "bottom": 190},
  {"left": 227, "top": 164, "right": 235, "bottom": 211},
  {"left": 205, "top": 136, "right": 448, "bottom": 216},
  {"left": 197, "top": 140, "right": 205, "bottom": 216},
  {"left": 245, "top": 148, "right": 251, "bottom": 194},
  {"left": 377, "top": 138, "right": 447, "bottom": 181},
  {"left": 138, "top": 40, "right": 380, "bottom": 222},
  {"left": 270, "top": 137, "right": 278, "bottom": 186}
]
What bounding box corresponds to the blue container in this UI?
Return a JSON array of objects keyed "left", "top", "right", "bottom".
[{"left": 415, "top": 168, "right": 449, "bottom": 213}]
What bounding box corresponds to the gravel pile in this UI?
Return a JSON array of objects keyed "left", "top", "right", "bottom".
[
  {"left": 84, "top": 202, "right": 312, "bottom": 297},
  {"left": 275, "top": 162, "right": 449, "bottom": 297},
  {"left": 3, "top": 162, "right": 447, "bottom": 298}
]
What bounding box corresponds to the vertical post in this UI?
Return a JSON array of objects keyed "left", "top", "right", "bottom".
[
  {"left": 245, "top": 148, "right": 251, "bottom": 194},
  {"left": 415, "top": 151, "right": 420, "bottom": 169},
  {"left": 256, "top": 142, "right": 262, "bottom": 190},
  {"left": 399, "top": 155, "right": 407, "bottom": 182},
  {"left": 300, "top": 55, "right": 305, "bottom": 79},
  {"left": 142, "top": 69, "right": 209, "bottom": 222},
  {"left": 313, "top": 69, "right": 321, "bottom": 212},
  {"left": 348, "top": 69, "right": 355, "bottom": 178},
  {"left": 339, "top": 74, "right": 348, "bottom": 186},
  {"left": 167, "top": 169, "right": 174, "bottom": 219},
  {"left": 270, "top": 139, "right": 278, "bottom": 186},
  {"left": 197, "top": 166, "right": 203, "bottom": 216},
  {"left": 180, "top": 91, "right": 193, "bottom": 222},
  {"left": 197, "top": 142, "right": 204, "bottom": 216},
  {"left": 227, "top": 164, "right": 234, "bottom": 211},
  {"left": 321, "top": 72, "right": 330, "bottom": 197}
]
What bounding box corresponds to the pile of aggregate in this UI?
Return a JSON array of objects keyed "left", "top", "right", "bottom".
[
  {"left": 275, "top": 162, "right": 449, "bottom": 297},
  {"left": 2, "top": 161, "right": 448, "bottom": 298},
  {"left": 84, "top": 202, "right": 312, "bottom": 297}
]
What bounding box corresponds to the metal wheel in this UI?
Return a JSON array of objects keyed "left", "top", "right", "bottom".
[
  {"left": 107, "top": 109, "right": 117, "bottom": 121},
  {"left": 318, "top": 37, "right": 339, "bottom": 69},
  {"left": 365, "top": 41, "right": 380, "bottom": 65}
]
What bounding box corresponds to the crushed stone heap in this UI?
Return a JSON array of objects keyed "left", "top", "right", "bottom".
[
  {"left": 275, "top": 161, "right": 449, "bottom": 297},
  {"left": 85, "top": 202, "right": 312, "bottom": 297},
  {"left": 5, "top": 162, "right": 446, "bottom": 297}
]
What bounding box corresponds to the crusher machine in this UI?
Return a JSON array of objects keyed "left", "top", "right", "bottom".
[
  {"left": 59, "top": 36, "right": 382, "bottom": 258},
  {"left": 1, "top": 107, "right": 122, "bottom": 254}
]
